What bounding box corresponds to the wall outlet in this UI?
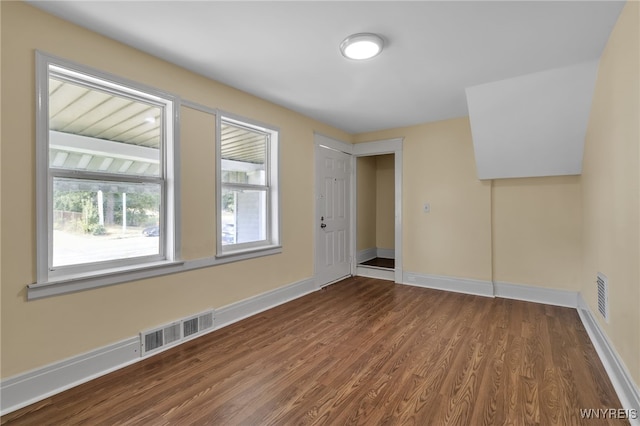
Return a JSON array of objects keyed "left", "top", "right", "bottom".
[{"left": 423, "top": 203, "right": 430, "bottom": 213}]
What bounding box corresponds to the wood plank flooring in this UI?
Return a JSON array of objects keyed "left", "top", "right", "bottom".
[{"left": 2, "top": 277, "right": 627, "bottom": 425}]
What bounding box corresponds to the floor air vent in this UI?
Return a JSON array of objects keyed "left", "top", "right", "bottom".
[
  {"left": 140, "top": 310, "right": 214, "bottom": 356},
  {"left": 183, "top": 311, "right": 214, "bottom": 338},
  {"left": 183, "top": 317, "right": 199, "bottom": 338},
  {"left": 144, "top": 330, "right": 164, "bottom": 353},
  {"left": 141, "top": 322, "right": 181, "bottom": 354},
  {"left": 597, "top": 272, "right": 608, "bottom": 322}
]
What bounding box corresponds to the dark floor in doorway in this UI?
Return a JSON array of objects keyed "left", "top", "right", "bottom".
[{"left": 360, "top": 257, "right": 394, "bottom": 269}]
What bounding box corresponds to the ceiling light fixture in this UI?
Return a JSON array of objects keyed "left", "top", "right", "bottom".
[{"left": 340, "top": 33, "right": 384, "bottom": 60}]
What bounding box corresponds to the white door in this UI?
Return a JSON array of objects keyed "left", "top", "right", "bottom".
[{"left": 315, "top": 144, "right": 351, "bottom": 286}]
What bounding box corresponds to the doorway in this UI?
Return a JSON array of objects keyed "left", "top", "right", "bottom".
[
  {"left": 355, "top": 154, "right": 395, "bottom": 279},
  {"left": 313, "top": 134, "right": 403, "bottom": 287},
  {"left": 352, "top": 138, "right": 403, "bottom": 284}
]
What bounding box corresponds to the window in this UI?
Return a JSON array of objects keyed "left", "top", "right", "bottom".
[
  {"left": 36, "top": 53, "right": 178, "bottom": 283},
  {"left": 217, "top": 115, "right": 279, "bottom": 255}
]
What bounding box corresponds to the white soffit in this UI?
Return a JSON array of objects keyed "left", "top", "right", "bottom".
[{"left": 466, "top": 61, "right": 599, "bottom": 180}]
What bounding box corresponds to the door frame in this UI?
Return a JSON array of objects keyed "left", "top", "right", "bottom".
[
  {"left": 352, "top": 138, "right": 403, "bottom": 284},
  {"left": 313, "top": 133, "right": 403, "bottom": 286}
]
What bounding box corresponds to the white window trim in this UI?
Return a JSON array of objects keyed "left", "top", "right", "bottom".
[
  {"left": 216, "top": 112, "right": 281, "bottom": 258},
  {"left": 27, "top": 60, "right": 286, "bottom": 300},
  {"left": 27, "top": 100, "right": 286, "bottom": 301},
  {"left": 34, "top": 51, "right": 181, "bottom": 289}
]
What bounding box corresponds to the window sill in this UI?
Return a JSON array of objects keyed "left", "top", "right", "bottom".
[
  {"left": 182, "top": 245, "right": 282, "bottom": 271},
  {"left": 216, "top": 245, "right": 283, "bottom": 260},
  {"left": 28, "top": 260, "right": 185, "bottom": 300},
  {"left": 27, "top": 246, "right": 284, "bottom": 300}
]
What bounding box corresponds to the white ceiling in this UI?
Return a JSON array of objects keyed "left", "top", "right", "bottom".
[{"left": 29, "top": 1, "right": 625, "bottom": 134}]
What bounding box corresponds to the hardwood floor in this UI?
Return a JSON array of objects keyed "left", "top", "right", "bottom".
[{"left": 2, "top": 277, "right": 627, "bottom": 425}]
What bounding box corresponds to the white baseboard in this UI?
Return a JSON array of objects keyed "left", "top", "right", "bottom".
[
  {"left": 214, "top": 277, "right": 316, "bottom": 329},
  {"left": 356, "top": 248, "right": 396, "bottom": 264},
  {"left": 402, "top": 274, "right": 579, "bottom": 308},
  {"left": 356, "top": 248, "right": 377, "bottom": 264},
  {"left": 402, "top": 271, "right": 494, "bottom": 298},
  {"left": 494, "top": 281, "right": 578, "bottom": 308},
  {"left": 0, "top": 337, "right": 140, "bottom": 416},
  {"left": 356, "top": 265, "right": 395, "bottom": 281},
  {"left": 0, "top": 277, "right": 318, "bottom": 416},
  {"left": 577, "top": 294, "right": 640, "bottom": 424},
  {"left": 377, "top": 248, "right": 395, "bottom": 259},
  {"left": 363, "top": 270, "right": 573, "bottom": 304}
]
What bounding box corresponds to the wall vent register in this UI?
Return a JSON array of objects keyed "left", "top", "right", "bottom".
[
  {"left": 140, "top": 310, "right": 214, "bottom": 355},
  {"left": 597, "top": 272, "right": 609, "bottom": 322}
]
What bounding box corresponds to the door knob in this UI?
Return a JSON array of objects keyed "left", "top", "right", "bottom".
[{"left": 320, "top": 223, "right": 327, "bottom": 229}]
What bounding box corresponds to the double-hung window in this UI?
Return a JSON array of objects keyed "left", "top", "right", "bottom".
[
  {"left": 217, "top": 115, "right": 279, "bottom": 256},
  {"left": 36, "top": 53, "right": 178, "bottom": 284}
]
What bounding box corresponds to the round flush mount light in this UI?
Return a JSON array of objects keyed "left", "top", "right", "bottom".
[{"left": 340, "top": 33, "right": 384, "bottom": 60}]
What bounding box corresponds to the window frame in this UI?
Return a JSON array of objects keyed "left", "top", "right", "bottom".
[
  {"left": 35, "top": 51, "right": 181, "bottom": 285},
  {"left": 216, "top": 113, "right": 280, "bottom": 257}
]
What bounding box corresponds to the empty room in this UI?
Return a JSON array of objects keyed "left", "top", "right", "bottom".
[{"left": 1, "top": 1, "right": 638, "bottom": 424}]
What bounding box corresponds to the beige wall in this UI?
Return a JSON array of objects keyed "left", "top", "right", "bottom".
[
  {"left": 492, "top": 176, "right": 582, "bottom": 290},
  {"left": 356, "top": 154, "right": 395, "bottom": 253},
  {"left": 356, "top": 118, "right": 493, "bottom": 281},
  {"left": 582, "top": 1, "right": 640, "bottom": 384},
  {"left": 0, "top": 2, "right": 350, "bottom": 378},
  {"left": 375, "top": 154, "right": 395, "bottom": 250},
  {"left": 355, "top": 122, "right": 586, "bottom": 294},
  {"left": 356, "top": 156, "right": 377, "bottom": 251},
  {"left": 180, "top": 107, "right": 217, "bottom": 260}
]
